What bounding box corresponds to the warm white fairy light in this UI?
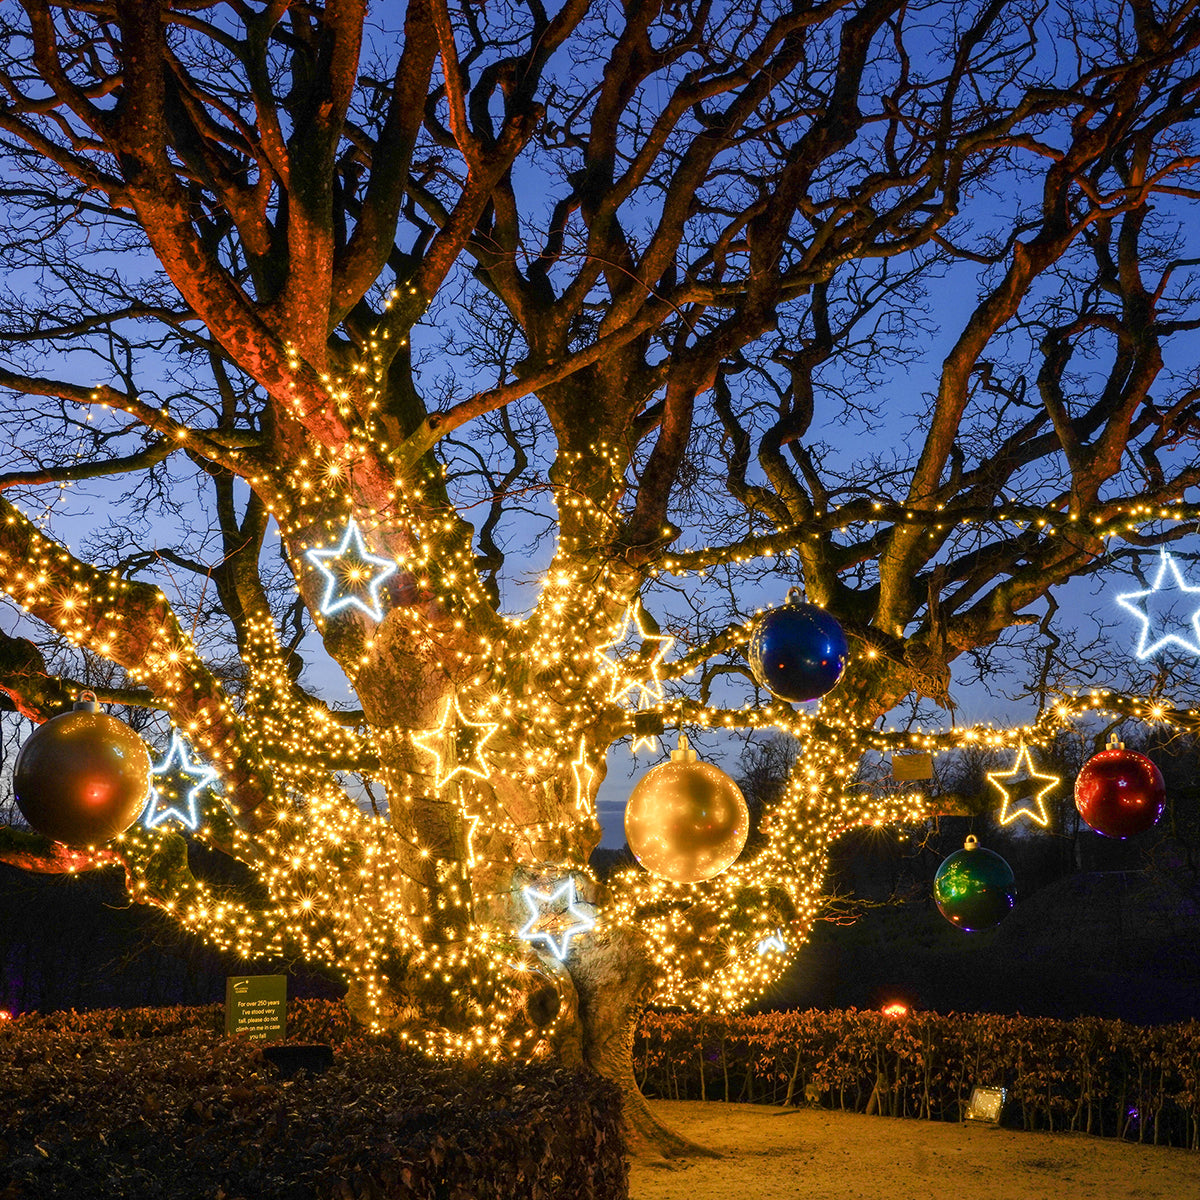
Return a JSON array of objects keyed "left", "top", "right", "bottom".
[{"left": 6, "top": 334, "right": 1200, "bottom": 1062}]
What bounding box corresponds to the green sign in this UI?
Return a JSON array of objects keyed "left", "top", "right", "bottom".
[{"left": 225, "top": 974, "right": 287, "bottom": 1040}]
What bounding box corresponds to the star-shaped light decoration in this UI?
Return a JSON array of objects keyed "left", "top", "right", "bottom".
[
  {"left": 1116, "top": 548, "right": 1200, "bottom": 658},
  {"left": 518, "top": 877, "right": 596, "bottom": 960},
  {"left": 458, "top": 796, "right": 490, "bottom": 866},
  {"left": 756, "top": 929, "right": 788, "bottom": 956},
  {"left": 304, "top": 517, "right": 398, "bottom": 621},
  {"left": 987, "top": 743, "right": 1059, "bottom": 828},
  {"left": 143, "top": 730, "right": 220, "bottom": 830},
  {"left": 411, "top": 695, "right": 499, "bottom": 790},
  {"left": 569, "top": 736, "right": 597, "bottom": 814},
  {"left": 599, "top": 606, "right": 674, "bottom": 751}
]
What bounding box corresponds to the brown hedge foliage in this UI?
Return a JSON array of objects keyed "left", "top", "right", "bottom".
[
  {"left": 634, "top": 1009, "right": 1200, "bottom": 1150},
  {"left": 0, "top": 1001, "right": 628, "bottom": 1200}
]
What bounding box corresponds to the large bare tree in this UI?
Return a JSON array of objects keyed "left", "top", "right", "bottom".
[{"left": 3, "top": 0, "right": 1200, "bottom": 1154}]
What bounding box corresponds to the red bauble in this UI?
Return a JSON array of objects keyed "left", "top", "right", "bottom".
[
  {"left": 14, "top": 694, "right": 151, "bottom": 847},
  {"left": 1074, "top": 738, "right": 1165, "bottom": 839}
]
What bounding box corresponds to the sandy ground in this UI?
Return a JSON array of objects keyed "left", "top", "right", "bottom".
[{"left": 628, "top": 1101, "right": 1200, "bottom": 1200}]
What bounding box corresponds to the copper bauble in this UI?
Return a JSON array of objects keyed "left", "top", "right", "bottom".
[
  {"left": 14, "top": 694, "right": 151, "bottom": 847},
  {"left": 1074, "top": 735, "right": 1165, "bottom": 839},
  {"left": 624, "top": 736, "right": 749, "bottom": 883}
]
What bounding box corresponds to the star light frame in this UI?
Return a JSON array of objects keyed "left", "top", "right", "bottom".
[
  {"left": 304, "top": 517, "right": 398, "bottom": 621},
  {"left": 600, "top": 605, "right": 675, "bottom": 751},
  {"left": 569, "top": 736, "right": 597, "bottom": 813},
  {"left": 411, "top": 694, "right": 499, "bottom": 790},
  {"left": 1115, "top": 548, "right": 1200, "bottom": 658},
  {"left": 143, "top": 730, "right": 220, "bottom": 830},
  {"left": 987, "top": 743, "right": 1059, "bottom": 827},
  {"left": 518, "top": 877, "right": 596, "bottom": 960},
  {"left": 756, "top": 929, "right": 787, "bottom": 955}
]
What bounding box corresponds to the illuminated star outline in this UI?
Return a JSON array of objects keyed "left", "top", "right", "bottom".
[
  {"left": 305, "top": 518, "right": 397, "bottom": 621},
  {"left": 143, "top": 730, "right": 220, "bottom": 830},
  {"left": 756, "top": 929, "right": 787, "bottom": 956},
  {"left": 599, "top": 606, "right": 674, "bottom": 751},
  {"left": 461, "top": 805, "right": 485, "bottom": 866},
  {"left": 1116, "top": 548, "right": 1200, "bottom": 658},
  {"left": 987, "top": 743, "right": 1058, "bottom": 828},
  {"left": 518, "top": 877, "right": 596, "bottom": 960},
  {"left": 570, "top": 737, "right": 597, "bottom": 812},
  {"left": 411, "top": 695, "right": 499, "bottom": 790}
]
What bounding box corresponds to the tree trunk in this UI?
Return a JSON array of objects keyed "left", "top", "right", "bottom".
[{"left": 570, "top": 926, "right": 719, "bottom": 1160}]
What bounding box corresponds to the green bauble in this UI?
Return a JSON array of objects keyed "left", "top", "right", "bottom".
[{"left": 933, "top": 835, "right": 1015, "bottom": 932}]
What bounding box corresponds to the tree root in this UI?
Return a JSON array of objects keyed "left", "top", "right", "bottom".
[{"left": 622, "top": 1087, "right": 721, "bottom": 1162}]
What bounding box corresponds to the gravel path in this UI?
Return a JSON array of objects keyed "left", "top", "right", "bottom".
[{"left": 628, "top": 1101, "right": 1198, "bottom": 1200}]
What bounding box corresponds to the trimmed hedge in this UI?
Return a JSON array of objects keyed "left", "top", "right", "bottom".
[
  {"left": 0, "top": 1001, "right": 628, "bottom": 1200},
  {"left": 634, "top": 1009, "right": 1200, "bottom": 1149}
]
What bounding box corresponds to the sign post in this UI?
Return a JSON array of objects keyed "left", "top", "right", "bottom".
[{"left": 225, "top": 974, "right": 287, "bottom": 1040}]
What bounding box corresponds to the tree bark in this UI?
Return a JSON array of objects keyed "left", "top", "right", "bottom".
[{"left": 570, "top": 926, "right": 719, "bottom": 1160}]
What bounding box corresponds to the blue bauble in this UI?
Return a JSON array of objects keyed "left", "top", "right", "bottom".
[
  {"left": 934, "top": 837, "right": 1015, "bottom": 932},
  {"left": 747, "top": 596, "right": 848, "bottom": 702}
]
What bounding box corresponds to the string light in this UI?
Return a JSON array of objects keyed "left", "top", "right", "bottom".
[{"left": 6, "top": 333, "right": 1200, "bottom": 1062}]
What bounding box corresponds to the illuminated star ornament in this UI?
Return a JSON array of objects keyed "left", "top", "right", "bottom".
[
  {"left": 412, "top": 695, "right": 499, "bottom": 790},
  {"left": 518, "top": 877, "right": 596, "bottom": 960},
  {"left": 305, "top": 517, "right": 397, "bottom": 621},
  {"left": 143, "top": 731, "right": 220, "bottom": 830},
  {"left": 987, "top": 743, "right": 1058, "bottom": 827},
  {"left": 756, "top": 929, "right": 787, "bottom": 955},
  {"left": 570, "top": 737, "right": 597, "bottom": 812},
  {"left": 1116, "top": 548, "right": 1200, "bottom": 659},
  {"left": 601, "top": 606, "right": 674, "bottom": 751}
]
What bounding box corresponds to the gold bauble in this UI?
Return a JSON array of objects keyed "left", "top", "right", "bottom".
[
  {"left": 624, "top": 736, "right": 749, "bottom": 883},
  {"left": 13, "top": 694, "right": 152, "bottom": 847}
]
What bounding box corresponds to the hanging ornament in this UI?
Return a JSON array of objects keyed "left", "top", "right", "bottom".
[
  {"left": 1074, "top": 734, "right": 1165, "bottom": 839},
  {"left": 746, "top": 587, "right": 848, "bottom": 702},
  {"left": 624, "top": 735, "right": 749, "bottom": 884},
  {"left": 934, "top": 835, "right": 1015, "bottom": 932},
  {"left": 13, "top": 692, "right": 151, "bottom": 847}
]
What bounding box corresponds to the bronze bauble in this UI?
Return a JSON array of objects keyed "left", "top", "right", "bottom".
[
  {"left": 14, "top": 695, "right": 152, "bottom": 847},
  {"left": 624, "top": 736, "right": 749, "bottom": 883}
]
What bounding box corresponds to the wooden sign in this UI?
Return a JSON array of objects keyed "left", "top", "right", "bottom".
[
  {"left": 892, "top": 751, "right": 933, "bottom": 781},
  {"left": 225, "top": 974, "right": 287, "bottom": 1040}
]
